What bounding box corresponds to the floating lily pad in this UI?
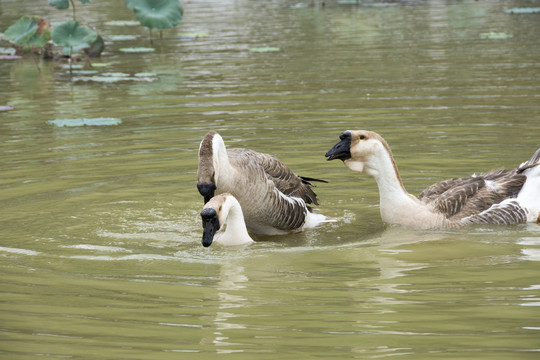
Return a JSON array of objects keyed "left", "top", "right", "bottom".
[
  {"left": 47, "top": 117, "right": 122, "bottom": 127},
  {"left": 127, "top": 0, "right": 183, "bottom": 29},
  {"left": 91, "top": 62, "right": 111, "bottom": 67},
  {"left": 480, "top": 32, "right": 513, "bottom": 40},
  {"left": 0, "top": 47, "right": 16, "bottom": 55},
  {"left": 119, "top": 47, "right": 155, "bottom": 53},
  {"left": 61, "top": 64, "right": 84, "bottom": 69},
  {"left": 106, "top": 34, "right": 138, "bottom": 41},
  {"left": 0, "top": 55, "right": 22, "bottom": 60},
  {"left": 0, "top": 105, "right": 14, "bottom": 112},
  {"left": 105, "top": 20, "right": 141, "bottom": 26},
  {"left": 249, "top": 47, "right": 280, "bottom": 53},
  {"left": 70, "top": 69, "right": 99, "bottom": 75},
  {"left": 72, "top": 72, "right": 157, "bottom": 83},
  {"left": 505, "top": 8, "right": 540, "bottom": 14}
]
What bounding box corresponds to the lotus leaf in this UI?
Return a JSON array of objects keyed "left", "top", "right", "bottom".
[
  {"left": 505, "top": 8, "right": 540, "bottom": 14},
  {"left": 105, "top": 20, "right": 140, "bottom": 26},
  {"left": 84, "top": 34, "right": 105, "bottom": 57},
  {"left": 4, "top": 16, "right": 52, "bottom": 52},
  {"left": 128, "top": 0, "right": 183, "bottom": 30},
  {"left": 52, "top": 21, "right": 97, "bottom": 49},
  {"left": 48, "top": 0, "right": 70, "bottom": 10},
  {"left": 71, "top": 72, "right": 157, "bottom": 83},
  {"left": 480, "top": 32, "right": 513, "bottom": 40},
  {"left": 0, "top": 48, "right": 16, "bottom": 55},
  {"left": 134, "top": 72, "right": 156, "bottom": 77},
  {"left": 49, "top": 0, "right": 91, "bottom": 10},
  {"left": 70, "top": 70, "right": 99, "bottom": 75},
  {"left": 249, "top": 47, "right": 280, "bottom": 53},
  {"left": 107, "top": 35, "right": 138, "bottom": 41},
  {"left": 61, "top": 64, "right": 84, "bottom": 69},
  {"left": 91, "top": 62, "right": 112, "bottom": 67},
  {"left": 47, "top": 118, "right": 122, "bottom": 127},
  {"left": 119, "top": 47, "right": 155, "bottom": 52},
  {"left": 0, "top": 55, "right": 22, "bottom": 59},
  {"left": 4, "top": 16, "right": 38, "bottom": 44}
]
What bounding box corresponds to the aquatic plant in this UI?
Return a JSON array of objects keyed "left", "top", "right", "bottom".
[
  {"left": 4, "top": 16, "right": 52, "bottom": 57},
  {"left": 126, "top": 0, "right": 183, "bottom": 41},
  {"left": 48, "top": 0, "right": 91, "bottom": 21},
  {"left": 52, "top": 20, "right": 97, "bottom": 72}
]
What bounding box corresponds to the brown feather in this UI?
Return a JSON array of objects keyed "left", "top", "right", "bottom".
[
  {"left": 228, "top": 148, "right": 321, "bottom": 206},
  {"left": 418, "top": 168, "right": 526, "bottom": 220}
]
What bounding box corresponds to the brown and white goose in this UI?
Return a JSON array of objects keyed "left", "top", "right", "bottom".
[
  {"left": 200, "top": 193, "right": 254, "bottom": 247},
  {"left": 197, "top": 130, "right": 328, "bottom": 236},
  {"left": 325, "top": 130, "right": 540, "bottom": 230}
]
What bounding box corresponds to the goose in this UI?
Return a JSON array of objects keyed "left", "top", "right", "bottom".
[
  {"left": 200, "top": 193, "right": 254, "bottom": 247},
  {"left": 325, "top": 130, "right": 540, "bottom": 230},
  {"left": 197, "top": 130, "right": 328, "bottom": 236}
]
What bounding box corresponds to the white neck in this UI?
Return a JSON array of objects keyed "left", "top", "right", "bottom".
[
  {"left": 349, "top": 143, "right": 440, "bottom": 228},
  {"left": 214, "top": 200, "right": 254, "bottom": 246},
  {"left": 212, "top": 134, "right": 235, "bottom": 187}
]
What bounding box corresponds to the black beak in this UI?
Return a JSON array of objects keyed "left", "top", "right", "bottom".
[
  {"left": 197, "top": 182, "right": 216, "bottom": 204},
  {"left": 325, "top": 131, "right": 352, "bottom": 161},
  {"left": 201, "top": 208, "right": 220, "bottom": 247}
]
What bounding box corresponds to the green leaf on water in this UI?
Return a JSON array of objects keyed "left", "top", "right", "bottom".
[
  {"left": 70, "top": 70, "right": 99, "bottom": 75},
  {"left": 105, "top": 20, "right": 141, "bottom": 26},
  {"left": 127, "top": 0, "right": 183, "bottom": 30},
  {"left": 0, "top": 48, "right": 16, "bottom": 55},
  {"left": 107, "top": 35, "right": 138, "bottom": 41},
  {"left": 505, "top": 8, "right": 540, "bottom": 14},
  {"left": 134, "top": 72, "right": 157, "bottom": 77},
  {"left": 479, "top": 32, "right": 513, "bottom": 40},
  {"left": 119, "top": 47, "right": 155, "bottom": 53},
  {"left": 48, "top": 0, "right": 70, "bottom": 10},
  {"left": 71, "top": 72, "right": 158, "bottom": 83},
  {"left": 52, "top": 21, "right": 97, "bottom": 52},
  {"left": 90, "top": 62, "right": 111, "bottom": 67},
  {"left": 47, "top": 117, "right": 122, "bottom": 127},
  {"left": 4, "top": 16, "right": 52, "bottom": 50},
  {"left": 249, "top": 47, "right": 280, "bottom": 53}
]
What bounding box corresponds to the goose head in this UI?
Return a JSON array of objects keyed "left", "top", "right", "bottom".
[
  {"left": 200, "top": 193, "right": 253, "bottom": 247},
  {"left": 197, "top": 130, "right": 218, "bottom": 203},
  {"left": 325, "top": 130, "right": 388, "bottom": 174}
]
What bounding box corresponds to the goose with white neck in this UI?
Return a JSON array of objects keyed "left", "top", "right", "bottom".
[
  {"left": 325, "top": 130, "right": 540, "bottom": 229},
  {"left": 201, "top": 193, "right": 254, "bottom": 247},
  {"left": 198, "top": 130, "right": 328, "bottom": 236}
]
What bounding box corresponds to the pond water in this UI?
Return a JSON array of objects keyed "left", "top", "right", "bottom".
[{"left": 1, "top": 0, "right": 540, "bottom": 359}]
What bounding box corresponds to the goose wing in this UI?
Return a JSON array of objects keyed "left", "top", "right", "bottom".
[
  {"left": 418, "top": 169, "right": 526, "bottom": 219},
  {"left": 461, "top": 200, "right": 528, "bottom": 225},
  {"left": 229, "top": 148, "right": 324, "bottom": 206}
]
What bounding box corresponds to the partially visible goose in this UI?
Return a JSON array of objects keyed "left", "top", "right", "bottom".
[
  {"left": 325, "top": 130, "right": 540, "bottom": 229},
  {"left": 197, "top": 130, "right": 328, "bottom": 235},
  {"left": 201, "top": 193, "right": 254, "bottom": 247}
]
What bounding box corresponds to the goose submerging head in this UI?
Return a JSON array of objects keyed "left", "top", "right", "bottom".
[
  {"left": 197, "top": 130, "right": 329, "bottom": 237},
  {"left": 326, "top": 130, "right": 540, "bottom": 230},
  {"left": 200, "top": 193, "right": 254, "bottom": 247}
]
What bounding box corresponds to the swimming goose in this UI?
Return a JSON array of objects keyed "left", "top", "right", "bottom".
[
  {"left": 325, "top": 130, "right": 540, "bottom": 229},
  {"left": 201, "top": 193, "right": 254, "bottom": 247},
  {"left": 197, "top": 130, "right": 328, "bottom": 235}
]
